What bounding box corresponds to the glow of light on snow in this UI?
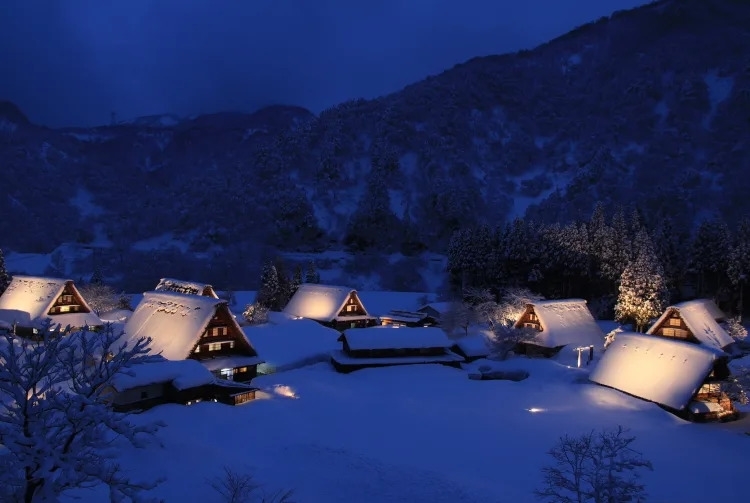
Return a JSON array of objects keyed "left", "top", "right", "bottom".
[
  {"left": 272, "top": 384, "right": 299, "bottom": 399},
  {"left": 526, "top": 407, "right": 545, "bottom": 413}
]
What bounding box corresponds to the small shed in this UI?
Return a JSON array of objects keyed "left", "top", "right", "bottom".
[
  {"left": 647, "top": 299, "right": 735, "bottom": 352},
  {"left": 589, "top": 333, "right": 736, "bottom": 422},
  {"left": 0, "top": 276, "right": 103, "bottom": 336},
  {"left": 105, "top": 358, "right": 257, "bottom": 412},
  {"left": 283, "top": 284, "right": 377, "bottom": 330},
  {"left": 513, "top": 299, "right": 604, "bottom": 356},
  {"left": 330, "top": 325, "right": 464, "bottom": 372},
  {"left": 123, "top": 291, "right": 263, "bottom": 382},
  {"left": 155, "top": 278, "right": 220, "bottom": 299},
  {"left": 416, "top": 302, "right": 454, "bottom": 321}
]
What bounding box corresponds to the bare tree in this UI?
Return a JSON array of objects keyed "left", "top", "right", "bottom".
[
  {"left": 440, "top": 301, "right": 474, "bottom": 337},
  {"left": 242, "top": 303, "right": 269, "bottom": 326},
  {"left": 78, "top": 282, "right": 121, "bottom": 315},
  {"left": 535, "top": 426, "right": 653, "bottom": 503},
  {"left": 0, "top": 323, "right": 163, "bottom": 502},
  {"left": 208, "top": 466, "right": 293, "bottom": 503}
]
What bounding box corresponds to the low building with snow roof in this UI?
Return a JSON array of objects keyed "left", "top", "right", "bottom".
[
  {"left": 123, "top": 291, "right": 263, "bottom": 382},
  {"left": 103, "top": 357, "right": 257, "bottom": 412},
  {"left": 450, "top": 333, "right": 493, "bottom": 362},
  {"left": 154, "top": 277, "right": 219, "bottom": 299},
  {"left": 283, "top": 284, "right": 377, "bottom": 330},
  {"left": 0, "top": 275, "right": 103, "bottom": 337},
  {"left": 416, "top": 301, "right": 455, "bottom": 322},
  {"left": 589, "top": 332, "right": 736, "bottom": 422},
  {"left": 512, "top": 299, "right": 605, "bottom": 357},
  {"left": 330, "top": 325, "right": 464, "bottom": 372},
  {"left": 378, "top": 309, "right": 438, "bottom": 327},
  {"left": 646, "top": 299, "right": 735, "bottom": 352}
]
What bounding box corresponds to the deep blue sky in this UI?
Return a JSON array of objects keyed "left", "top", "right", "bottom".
[{"left": 0, "top": 0, "right": 649, "bottom": 127}]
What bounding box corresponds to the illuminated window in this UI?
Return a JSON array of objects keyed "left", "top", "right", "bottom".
[
  {"left": 208, "top": 343, "right": 223, "bottom": 351},
  {"left": 211, "top": 326, "right": 227, "bottom": 336},
  {"left": 60, "top": 306, "right": 70, "bottom": 313},
  {"left": 194, "top": 345, "right": 201, "bottom": 353},
  {"left": 668, "top": 317, "right": 681, "bottom": 327},
  {"left": 237, "top": 367, "right": 247, "bottom": 373}
]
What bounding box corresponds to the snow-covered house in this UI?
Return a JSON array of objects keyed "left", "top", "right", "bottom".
[
  {"left": 589, "top": 333, "right": 736, "bottom": 422},
  {"left": 123, "top": 291, "right": 263, "bottom": 382},
  {"left": 330, "top": 325, "right": 464, "bottom": 372},
  {"left": 417, "top": 301, "right": 454, "bottom": 322},
  {"left": 283, "top": 284, "right": 377, "bottom": 330},
  {"left": 155, "top": 278, "right": 219, "bottom": 299},
  {"left": 0, "top": 276, "right": 103, "bottom": 336},
  {"left": 103, "top": 357, "right": 257, "bottom": 412},
  {"left": 450, "top": 333, "right": 493, "bottom": 362},
  {"left": 378, "top": 309, "right": 438, "bottom": 327},
  {"left": 646, "top": 299, "right": 735, "bottom": 352},
  {"left": 513, "top": 299, "right": 605, "bottom": 356}
]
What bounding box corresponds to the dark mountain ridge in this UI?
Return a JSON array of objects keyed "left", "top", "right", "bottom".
[{"left": 1, "top": 0, "right": 749, "bottom": 290}]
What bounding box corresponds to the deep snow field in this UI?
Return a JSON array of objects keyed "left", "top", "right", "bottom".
[{"left": 68, "top": 352, "right": 749, "bottom": 503}]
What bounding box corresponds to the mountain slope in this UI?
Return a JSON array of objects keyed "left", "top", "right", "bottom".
[{"left": 1, "top": 0, "right": 749, "bottom": 269}]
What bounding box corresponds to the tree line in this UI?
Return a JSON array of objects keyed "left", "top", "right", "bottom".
[{"left": 446, "top": 202, "right": 750, "bottom": 323}]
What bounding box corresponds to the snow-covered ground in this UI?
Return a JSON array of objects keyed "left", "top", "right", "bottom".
[{"left": 67, "top": 349, "right": 749, "bottom": 502}]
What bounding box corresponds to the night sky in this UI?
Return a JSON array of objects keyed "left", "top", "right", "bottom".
[{"left": 0, "top": 0, "right": 648, "bottom": 127}]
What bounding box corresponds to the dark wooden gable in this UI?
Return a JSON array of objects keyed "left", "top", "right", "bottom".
[
  {"left": 337, "top": 291, "right": 368, "bottom": 318},
  {"left": 515, "top": 305, "right": 542, "bottom": 332},
  {"left": 192, "top": 303, "right": 256, "bottom": 358},
  {"left": 47, "top": 282, "right": 91, "bottom": 315},
  {"left": 650, "top": 308, "right": 697, "bottom": 343}
]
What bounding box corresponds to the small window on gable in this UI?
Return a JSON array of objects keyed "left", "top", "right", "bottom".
[
  {"left": 668, "top": 317, "right": 681, "bottom": 327},
  {"left": 347, "top": 305, "right": 357, "bottom": 312}
]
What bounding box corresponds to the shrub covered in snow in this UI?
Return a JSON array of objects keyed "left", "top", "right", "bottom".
[
  {"left": 726, "top": 317, "right": 748, "bottom": 342},
  {"left": 243, "top": 302, "right": 269, "bottom": 325}
]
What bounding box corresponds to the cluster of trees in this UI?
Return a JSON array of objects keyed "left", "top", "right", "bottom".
[
  {"left": 243, "top": 259, "right": 320, "bottom": 324},
  {"left": 447, "top": 203, "right": 750, "bottom": 328},
  {"left": 0, "top": 247, "right": 10, "bottom": 295}
]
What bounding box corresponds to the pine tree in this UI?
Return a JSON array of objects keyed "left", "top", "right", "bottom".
[
  {"left": 651, "top": 216, "right": 686, "bottom": 299},
  {"left": 291, "top": 265, "right": 302, "bottom": 296},
  {"left": 256, "top": 261, "right": 280, "bottom": 310},
  {"left": 0, "top": 247, "right": 11, "bottom": 295},
  {"left": 727, "top": 217, "right": 750, "bottom": 318},
  {"left": 305, "top": 260, "right": 319, "bottom": 284},
  {"left": 690, "top": 218, "right": 731, "bottom": 297},
  {"left": 615, "top": 229, "right": 670, "bottom": 332}
]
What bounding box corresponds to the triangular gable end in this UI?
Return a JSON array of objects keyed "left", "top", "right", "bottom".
[
  {"left": 46, "top": 281, "right": 93, "bottom": 316},
  {"left": 647, "top": 308, "right": 696, "bottom": 343},
  {"left": 514, "top": 304, "right": 542, "bottom": 332},
  {"left": 192, "top": 302, "right": 258, "bottom": 357},
  {"left": 335, "top": 291, "right": 370, "bottom": 320}
]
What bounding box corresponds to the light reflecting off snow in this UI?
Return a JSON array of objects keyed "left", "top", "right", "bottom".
[
  {"left": 526, "top": 407, "right": 546, "bottom": 413},
  {"left": 272, "top": 384, "right": 299, "bottom": 399}
]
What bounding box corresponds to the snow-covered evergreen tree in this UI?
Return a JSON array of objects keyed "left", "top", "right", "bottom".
[
  {"left": 651, "top": 216, "right": 686, "bottom": 298},
  {"left": 305, "top": 260, "right": 319, "bottom": 284},
  {"left": 0, "top": 324, "right": 161, "bottom": 501},
  {"left": 690, "top": 218, "right": 731, "bottom": 296},
  {"left": 78, "top": 282, "right": 120, "bottom": 315},
  {"left": 0, "top": 247, "right": 10, "bottom": 295},
  {"left": 728, "top": 218, "right": 750, "bottom": 318},
  {"left": 256, "top": 261, "right": 280, "bottom": 310},
  {"left": 90, "top": 261, "right": 104, "bottom": 286},
  {"left": 291, "top": 265, "right": 302, "bottom": 296},
  {"left": 601, "top": 207, "right": 632, "bottom": 283},
  {"left": 615, "top": 229, "right": 670, "bottom": 332}
]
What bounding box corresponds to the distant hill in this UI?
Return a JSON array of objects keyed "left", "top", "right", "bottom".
[{"left": 0, "top": 0, "right": 748, "bottom": 288}]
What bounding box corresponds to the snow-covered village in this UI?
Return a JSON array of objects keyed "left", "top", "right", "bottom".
[{"left": 2, "top": 0, "right": 750, "bottom": 502}]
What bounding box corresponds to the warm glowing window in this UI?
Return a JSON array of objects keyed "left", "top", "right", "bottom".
[
  {"left": 60, "top": 306, "right": 70, "bottom": 313},
  {"left": 208, "top": 343, "right": 223, "bottom": 351},
  {"left": 211, "top": 326, "right": 227, "bottom": 336},
  {"left": 194, "top": 345, "right": 201, "bottom": 353},
  {"left": 347, "top": 305, "right": 357, "bottom": 312},
  {"left": 237, "top": 367, "right": 247, "bottom": 373},
  {"left": 668, "top": 317, "right": 681, "bottom": 327}
]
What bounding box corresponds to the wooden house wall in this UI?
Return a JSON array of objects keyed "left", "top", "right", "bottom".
[
  {"left": 650, "top": 309, "right": 698, "bottom": 343},
  {"left": 337, "top": 292, "right": 369, "bottom": 318},
  {"left": 331, "top": 318, "right": 377, "bottom": 330},
  {"left": 47, "top": 282, "right": 92, "bottom": 316},
  {"left": 342, "top": 339, "right": 447, "bottom": 358},
  {"left": 515, "top": 306, "right": 542, "bottom": 331},
  {"left": 192, "top": 305, "right": 255, "bottom": 359}
]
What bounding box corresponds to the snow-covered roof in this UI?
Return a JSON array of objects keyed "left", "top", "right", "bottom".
[
  {"left": 451, "top": 333, "right": 492, "bottom": 358},
  {"left": 647, "top": 299, "right": 734, "bottom": 350},
  {"left": 122, "top": 291, "right": 256, "bottom": 360},
  {"left": 417, "top": 302, "right": 455, "bottom": 316},
  {"left": 517, "top": 299, "right": 605, "bottom": 349},
  {"left": 330, "top": 349, "right": 465, "bottom": 366},
  {"left": 0, "top": 275, "right": 100, "bottom": 328},
  {"left": 379, "top": 310, "right": 433, "bottom": 323},
  {"left": 111, "top": 358, "right": 216, "bottom": 392},
  {"left": 155, "top": 278, "right": 219, "bottom": 298},
  {"left": 589, "top": 333, "right": 720, "bottom": 410},
  {"left": 341, "top": 326, "right": 452, "bottom": 351},
  {"left": 283, "top": 284, "right": 372, "bottom": 322},
  {"left": 200, "top": 355, "right": 265, "bottom": 372}
]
